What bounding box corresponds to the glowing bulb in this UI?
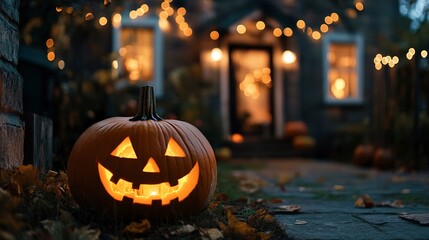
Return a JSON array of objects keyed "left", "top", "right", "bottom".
[
  {"left": 325, "top": 16, "right": 333, "bottom": 25},
  {"left": 282, "top": 50, "right": 297, "bottom": 64},
  {"left": 58, "top": 60, "right": 65, "bottom": 70},
  {"left": 421, "top": 50, "right": 427, "bottom": 58},
  {"left": 112, "top": 60, "right": 118, "bottom": 69},
  {"left": 320, "top": 24, "right": 329, "bottom": 33},
  {"left": 211, "top": 48, "right": 223, "bottom": 62},
  {"left": 237, "top": 24, "right": 246, "bottom": 34},
  {"left": 296, "top": 20, "right": 305, "bottom": 29},
  {"left": 112, "top": 13, "right": 122, "bottom": 28},
  {"left": 210, "top": 31, "right": 219, "bottom": 40},
  {"left": 47, "top": 52, "right": 55, "bottom": 61},
  {"left": 409, "top": 47, "right": 415, "bottom": 55},
  {"left": 312, "top": 31, "right": 321, "bottom": 40},
  {"left": 331, "top": 13, "right": 339, "bottom": 22},
  {"left": 273, "top": 28, "right": 282, "bottom": 37},
  {"left": 99, "top": 17, "right": 108, "bottom": 26},
  {"left": 283, "top": 27, "right": 293, "bottom": 37},
  {"left": 256, "top": 21, "right": 265, "bottom": 30},
  {"left": 46, "top": 39, "right": 54, "bottom": 48},
  {"left": 355, "top": 2, "right": 364, "bottom": 11}
]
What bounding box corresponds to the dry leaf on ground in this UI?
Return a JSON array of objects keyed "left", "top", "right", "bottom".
[
  {"left": 223, "top": 210, "right": 257, "bottom": 239},
  {"left": 272, "top": 205, "right": 301, "bottom": 214},
  {"left": 200, "top": 228, "right": 223, "bottom": 240},
  {"left": 124, "top": 219, "right": 151, "bottom": 236},
  {"left": 171, "top": 224, "right": 196, "bottom": 235},
  {"left": 354, "top": 194, "right": 374, "bottom": 208}
]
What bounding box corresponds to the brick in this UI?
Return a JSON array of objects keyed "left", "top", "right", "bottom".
[
  {"left": 0, "top": 67, "right": 23, "bottom": 114},
  {"left": 0, "top": 113, "right": 24, "bottom": 168},
  {"left": 0, "top": 13, "right": 19, "bottom": 65},
  {"left": 0, "top": 0, "right": 19, "bottom": 23}
]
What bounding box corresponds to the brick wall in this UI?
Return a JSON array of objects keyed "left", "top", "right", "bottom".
[{"left": 0, "top": 0, "right": 24, "bottom": 168}]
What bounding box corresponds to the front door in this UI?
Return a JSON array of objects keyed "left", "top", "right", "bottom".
[{"left": 229, "top": 45, "right": 274, "bottom": 139}]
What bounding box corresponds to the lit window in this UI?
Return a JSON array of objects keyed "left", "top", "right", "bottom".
[
  {"left": 323, "top": 33, "right": 363, "bottom": 104},
  {"left": 113, "top": 15, "right": 163, "bottom": 95}
]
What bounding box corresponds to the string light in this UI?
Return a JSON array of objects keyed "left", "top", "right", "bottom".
[
  {"left": 283, "top": 27, "right": 293, "bottom": 37},
  {"left": 256, "top": 21, "right": 266, "bottom": 30},
  {"left": 237, "top": 24, "right": 246, "bottom": 34},
  {"left": 210, "top": 31, "right": 219, "bottom": 40}
]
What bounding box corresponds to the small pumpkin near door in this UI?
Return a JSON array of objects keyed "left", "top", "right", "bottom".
[{"left": 67, "top": 86, "right": 217, "bottom": 219}]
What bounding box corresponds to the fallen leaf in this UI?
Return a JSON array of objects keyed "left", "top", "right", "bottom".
[
  {"left": 268, "top": 198, "right": 284, "bottom": 204},
  {"left": 223, "top": 210, "right": 257, "bottom": 239},
  {"left": 399, "top": 213, "right": 429, "bottom": 225},
  {"left": 239, "top": 180, "right": 260, "bottom": 194},
  {"left": 294, "top": 220, "right": 308, "bottom": 225},
  {"left": 171, "top": 224, "right": 196, "bottom": 235},
  {"left": 273, "top": 205, "right": 301, "bottom": 214},
  {"left": 333, "top": 185, "right": 344, "bottom": 191},
  {"left": 200, "top": 228, "right": 223, "bottom": 240},
  {"left": 354, "top": 194, "right": 374, "bottom": 208},
  {"left": 124, "top": 219, "right": 151, "bottom": 236},
  {"left": 258, "top": 231, "right": 272, "bottom": 240},
  {"left": 249, "top": 209, "right": 275, "bottom": 223}
]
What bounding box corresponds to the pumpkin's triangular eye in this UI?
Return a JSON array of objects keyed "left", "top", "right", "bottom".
[
  {"left": 165, "top": 138, "right": 186, "bottom": 157},
  {"left": 111, "top": 137, "right": 138, "bottom": 159}
]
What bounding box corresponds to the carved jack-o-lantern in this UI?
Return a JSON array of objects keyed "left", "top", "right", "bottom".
[{"left": 67, "top": 86, "right": 217, "bottom": 219}]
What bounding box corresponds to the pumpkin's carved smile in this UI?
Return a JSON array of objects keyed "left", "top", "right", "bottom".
[
  {"left": 98, "top": 162, "right": 199, "bottom": 205},
  {"left": 97, "top": 136, "right": 199, "bottom": 205}
]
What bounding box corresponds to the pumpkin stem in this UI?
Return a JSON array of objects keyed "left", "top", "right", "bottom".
[{"left": 130, "top": 86, "right": 163, "bottom": 121}]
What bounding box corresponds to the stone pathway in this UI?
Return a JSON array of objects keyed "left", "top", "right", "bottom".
[{"left": 232, "top": 159, "right": 429, "bottom": 239}]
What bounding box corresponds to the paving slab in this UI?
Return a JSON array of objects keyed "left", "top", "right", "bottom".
[{"left": 231, "top": 159, "right": 429, "bottom": 239}]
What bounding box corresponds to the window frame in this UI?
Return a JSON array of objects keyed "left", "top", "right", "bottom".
[
  {"left": 112, "top": 15, "right": 164, "bottom": 95},
  {"left": 322, "top": 32, "right": 363, "bottom": 105}
]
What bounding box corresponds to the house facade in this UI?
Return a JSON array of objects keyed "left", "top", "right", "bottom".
[{"left": 112, "top": 0, "right": 402, "bottom": 157}]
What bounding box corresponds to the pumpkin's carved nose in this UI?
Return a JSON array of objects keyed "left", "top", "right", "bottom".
[{"left": 142, "top": 157, "right": 160, "bottom": 173}]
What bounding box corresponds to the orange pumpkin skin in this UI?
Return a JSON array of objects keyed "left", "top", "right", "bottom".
[{"left": 67, "top": 87, "right": 217, "bottom": 219}]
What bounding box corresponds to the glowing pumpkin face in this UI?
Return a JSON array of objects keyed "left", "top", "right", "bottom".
[
  {"left": 67, "top": 86, "right": 217, "bottom": 219},
  {"left": 97, "top": 136, "right": 199, "bottom": 206}
]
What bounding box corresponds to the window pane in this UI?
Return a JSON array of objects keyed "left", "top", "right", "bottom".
[
  {"left": 328, "top": 42, "right": 357, "bottom": 100},
  {"left": 120, "top": 27, "right": 154, "bottom": 81}
]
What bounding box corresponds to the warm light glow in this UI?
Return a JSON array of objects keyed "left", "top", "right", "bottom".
[
  {"left": 141, "top": 4, "right": 149, "bottom": 12},
  {"left": 165, "top": 138, "right": 186, "bottom": 157},
  {"left": 355, "top": 2, "right": 364, "bottom": 11},
  {"left": 331, "top": 77, "right": 348, "bottom": 99},
  {"left": 161, "top": 1, "right": 170, "bottom": 10},
  {"left": 312, "top": 31, "right": 321, "bottom": 40},
  {"left": 406, "top": 52, "right": 413, "bottom": 60},
  {"left": 283, "top": 27, "right": 293, "bottom": 37},
  {"left": 85, "top": 13, "right": 94, "bottom": 21},
  {"left": 306, "top": 27, "right": 313, "bottom": 36},
  {"left": 177, "top": 7, "right": 186, "bottom": 16},
  {"left": 421, "top": 50, "right": 428, "bottom": 58},
  {"left": 183, "top": 27, "right": 193, "bottom": 37},
  {"left": 179, "top": 22, "right": 189, "bottom": 31},
  {"left": 409, "top": 47, "right": 415, "bottom": 55},
  {"left": 282, "top": 50, "right": 297, "bottom": 64},
  {"left": 129, "top": 10, "right": 138, "bottom": 19},
  {"left": 142, "top": 158, "right": 160, "bottom": 173},
  {"left": 119, "top": 47, "right": 127, "bottom": 56},
  {"left": 325, "top": 16, "right": 333, "bottom": 25},
  {"left": 320, "top": 24, "right": 329, "bottom": 33},
  {"left": 98, "top": 162, "right": 199, "bottom": 205},
  {"left": 136, "top": 8, "right": 144, "bottom": 16},
  {"left": 46, "top": 39, "right": 54, "bottom": 48},
  {"left": 210, "top": 31, "right": 219, "bottom": 40},
  {"left": 175, "top": 15, "right": 185, "bottom": 24},
  {"left": 231, "top": 133, "right": 244, "bottom": 143},
  {"left": 58, "top": 60, "right": 65, "bottom": 70},
  {"left": 47, "top": 52, "right": 55, "bottom": 61},
  {"left": 159, "top": 11, "right": 168, "bottom": 20},
  {"left": 256, "top": 21, "right": 265, "bottom": 30},
  {"left": 111, "top": 137, "right": 138, "bottom": 158},
  {"left": 237, "top": 24, "right": 246, "bottom": 34},
  {"left": 166, "top": 7, "right": 174, "bottom": 16},
  {"left": 159, "top": 19, "right": 170, "bottom": 31},
  {"left": 388, "top": 60, "right": 395, "bottom": 68},
  {"left": 210, "top": 48, "right": 223, "bottom": 62},
  {"left": 99, "top": 17, "right": 108, "bottom": 26},
  {"left": 375, "top": 53, "right": 382, "bottom": 61},
  {"left": 66, "top": 7, "right": 73, "bottom": 14},
  {"left": 331, "top": 13, "right": 339, "bottom": 22},
  {"left": 112, "top": 60, "right": 118, "bottom": 69},
  {"left": 375, "top": 62, "right": 382, "bottom": 70},
  {"left": 55, "top": 7, "right": 63, "bottom": 12},
  {"left": 297, "top": 20, "right": 305, "bottom": 29},
  {"left": 381, "top": 57, "right": 388, "bottom": 65},
  {"left": 273, "top": 28, "right": 282, "bottom": 37},
  {"left": 392, "top": 56, "right": 399, "bottom": 64},
  {"left": 112, "top": 13, "right": 122, "bottom": 28}
]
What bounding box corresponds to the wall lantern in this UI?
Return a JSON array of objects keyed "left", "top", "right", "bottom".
[
  {"left": 282, "top": 50, "right": 297, "bottom": 64},
  {"left": 211, "top": 48, "right": 223, "bottom": 62},
  {"left": 67, "top": 86, "right": 217, "bottom": 219}
]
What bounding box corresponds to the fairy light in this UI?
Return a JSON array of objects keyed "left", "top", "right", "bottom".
[
  {"left": 331, "top": 13, "right": 339, "bottom": 22},
  {"left": 421, "top": 50, "right": 428, "bottom": 58},
  {"left": 99, "top": 17, "right": 108, "bottom": 26},
  {"left": 256, "top": 21, "right": 265, "bottom": 30},
  {"left": 312, "top": 31, "right": 321, "bottom": 40},
  {"left": 237, "top": 24, "right": 246, "bottom": 34},
  {"left": 325, "top": 16, "right": 333, "bottom": 25},
  {"left": 296, "top": 20, "right": 305, "bottom": 29},
  {"left": 210, "top": 31, "right": 219, "bottom": 40},
  {"left": 320, "top": 24, "right": 329, "bottom": 33},
  {"left": 46, "top": 39, "right": 54, "bottom": 48},
  {"left": 355, "top": 2, "right": 364, "bottom": 11},
  {"left": 273, "top": 28, "right": 282, "bottom": 37},
  {"left": 283, "top": 27, "right": 293, "bottom": 37}
]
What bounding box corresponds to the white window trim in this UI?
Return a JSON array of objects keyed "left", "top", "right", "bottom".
[
  {"left": 322, "top": 32, "right": 363, "bottom": 105},
  {"left": 112, "top": 15, "right": 164, "bottom": 95}
]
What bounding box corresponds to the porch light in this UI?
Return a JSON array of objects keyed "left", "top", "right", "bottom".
[
  {"left": 211, "top": 48, "right": 223, "bottom": 62},
  {"left": 282, "top": 50, "right": 296, "bottom": 64}
]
